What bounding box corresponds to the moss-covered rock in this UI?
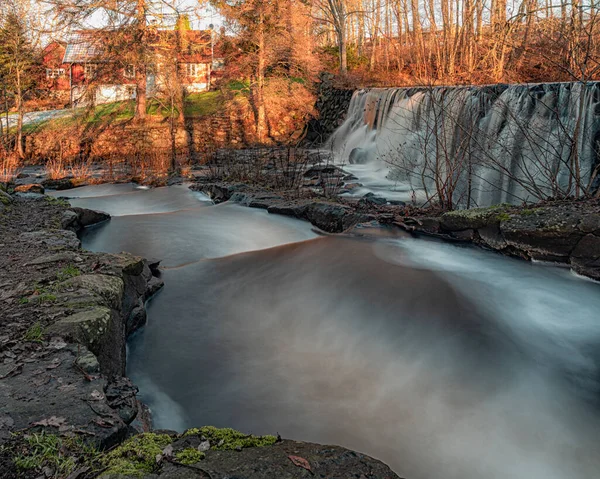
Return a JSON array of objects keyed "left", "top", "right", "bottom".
[
  {"left": 183, "top": 426, "right": 277, "bottom": 451},
  {"left": 440, "top": 205, "right": 511, "bottom": 231},
  {"left": 101, "top": 433, "right": 173, "bottom": 477},
  {"left": 58, "top": 274, "right": 124, "bottom": 309},
  {"left": 47, "top": 306, "right": 112, "bottom": 346}
]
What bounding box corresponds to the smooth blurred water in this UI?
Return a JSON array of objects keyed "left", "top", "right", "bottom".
[{"left": 70, "top": 184, "right": 600, "bottom": 479}]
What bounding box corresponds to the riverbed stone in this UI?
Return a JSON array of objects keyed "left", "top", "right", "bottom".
[
  {"left": 14, "top": 183, "right": 44, "bottom": 194},
  {"left": 70, "top": 207, "right": 111, "bottom": 227},
  {"left": 42, "top": 178, "right": 75, "bottom": 190},
  {"left": 571, "top": 234, "right": 600, "bottom": 280}
]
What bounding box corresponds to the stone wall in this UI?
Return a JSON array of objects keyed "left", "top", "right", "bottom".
[{"left": 305, "top": 72, "right": 354, "bottom": 145}]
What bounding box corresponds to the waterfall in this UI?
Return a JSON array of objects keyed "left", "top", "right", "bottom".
[{"left": 327, "top": 83, "right": 600, "bottom": 207}]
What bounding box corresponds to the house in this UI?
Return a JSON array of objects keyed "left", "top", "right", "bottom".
[{"left": 43, "top": 29, "right": 224, "bottom": 106}]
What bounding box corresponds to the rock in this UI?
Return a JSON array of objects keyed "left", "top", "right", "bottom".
[
  {"left": 0, "top": 189, "right": 13, "bottom": 206},
  {"left": 127, "top": 303, "right": 147, "bottom": 335},
  {"left": 571, "top": 234, "right": 600, "bottom": 280},
  {"left": 360, "top": 193, "right": 387, "bottom": 206},
  {"left": 42, "top": 178, "right": 75, "bottom": 190},
  {"left": 14, "top": 183, "right": 44, "bottom": 194},
  {"left": 451, "top": 229, "right": 476, "bottom": 241},
  {"left": 105, "top": 377, "right": 139, "bottom": 425},
  {"left": 305, "top": 202, "right": 361, "bottom": 233},
  {"left": 75, "top": 347, "right": 101, "bottom": 374},
  {"left": 478, "top": 224, "right": 507, "bottom": 250},
  {"left": 25, "top": 251, "right": 79, "bottom": 266},
  {"left": 500, "top": 207, "right": 584, "bottom": 261},
  {"left": 0, "top": 347, "right": 126, "bottom": 450},
  {"left": 440, "top": 206, "right": 510, "bottom": 231},
  {"left": 303, "top": 164, "right": 347, "bottom": 178},
  {"left": 20, "top": 229, "right": 81, "bottom": 250},
  {"left": 70, "top": 207, "right": 111, "bottom": 227},
  {"left": 59, "top": 274, "right": 125, "bottom": 309},
  {"left": 147, "top": 258, "right": 162, "bottom": 275},
  {"left": 47, "top": 307, "right": 112, "bottom": 348},
  {"left": 349, "top": 147, "right": 370, "bottom": 164},
  {"left": 267, "top": 202, "right": 308, "bottom": 218},
  {"left": 61, "top": 209, "right": 79, "bottom": 230},
  {"left": 13, "top": 192, "right": 45, "bottom": 199}
]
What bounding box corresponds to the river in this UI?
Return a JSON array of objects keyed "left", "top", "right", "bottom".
[{"left": 54, "top": 183, "right": 600, "bottom": 479}]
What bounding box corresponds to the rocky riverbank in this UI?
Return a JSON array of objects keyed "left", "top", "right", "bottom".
[
  {"left": 191, "top": 179, "right": 600, "bottom": 282},
  {"left": 0, "top": 188, "right": 401, "bottom": 479}
]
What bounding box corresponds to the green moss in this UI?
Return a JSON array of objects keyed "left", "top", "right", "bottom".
[
  {"left": 0, "top": 195, "right": 10, "bottom": 206},
  {"left": 23, "top": 322, "right": 44, "bottom": 342},
  {"left": 57, "top": 265, "right": 81, "bottom": 282},
  {"left": 183, "top": 426, "right": 277, "bottom": 451},
  {"left": 496, "top": 212, "right": 511, "bottom": 222},
  {"left": 519, "top": 208, "right": 539, "bottom": 216},
  {"left": 44, "top": 196, "right": 70, "bottom": 207},
  {"left": 103, "top": 433, "right": 173, "bottom": 476},
  {"left": 18, "top": 297, "right": 29, "bottom": 305},
  {"left": 174, "top": 448, "right": 205, "bottom": 465}
]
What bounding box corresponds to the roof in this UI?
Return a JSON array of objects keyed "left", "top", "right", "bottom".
[
  {"left": 61, "top": 29, "right": 216, "bottom": 64},
  {"left": 62, "top": 32, "right": 104, "bottom": 63}
]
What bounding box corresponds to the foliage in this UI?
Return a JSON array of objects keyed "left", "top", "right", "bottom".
[
  {"left": 13, "top": 432, "right": 99, "bottom": 475},
  {"left": 102, "top": 433, "right": 173, "bottom": 476}
]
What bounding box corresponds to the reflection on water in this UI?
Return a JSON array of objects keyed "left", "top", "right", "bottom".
[{"left": 76, "top": 184, "right": 600, "bottom": 479}]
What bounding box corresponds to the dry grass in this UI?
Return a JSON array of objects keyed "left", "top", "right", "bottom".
[
  {"left": 0, "top": 153, "right": 21, "bottom": 183},
  {"left": 69, "top": 160, "right": 93, "bottom": 181},
  {"left": 45, "top": 157, "right": 69, "bottom": 180}
]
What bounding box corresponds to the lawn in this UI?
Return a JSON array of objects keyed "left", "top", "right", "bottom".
[{"left": 17, "top": 90, "right": 226, "bottom": 133}]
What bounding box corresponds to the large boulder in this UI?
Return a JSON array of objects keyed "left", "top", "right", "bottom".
[
  {"left": 500, "top": 207, "right": 585, "bottom": 261},
  {"left": 42, "top": 178, "right": 75, "bottom": 190},
  {"left": 305, "top": 202, "right": 361, "bottom": 232},
  {"left": 71, "top": 207, "right": 111, "bottom": 227}
]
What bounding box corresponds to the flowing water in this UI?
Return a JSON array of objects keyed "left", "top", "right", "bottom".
[
  {"left": 55, "top": 184, "right": 600, "bottom": 478},
  {"left": 328, "top": 83, "right": 600, "bottom": 206}
]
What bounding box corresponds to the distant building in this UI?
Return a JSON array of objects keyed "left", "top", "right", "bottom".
[{"left": 42, "top": 29, "right": 224, "bottom": 106}]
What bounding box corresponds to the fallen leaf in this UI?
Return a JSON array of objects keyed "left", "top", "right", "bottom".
[
  {"left": 32, "top": 416, "right": 67, "bottom": 428},
  {"left": 93, "top": 418, "right": 114, "bottom": 428},
  {"left": 288, "top": 455, "right": 313, "bottom": 473}
]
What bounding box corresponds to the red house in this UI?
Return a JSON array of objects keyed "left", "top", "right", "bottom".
[{"left": 42, "top": 29, "right": 224, "bottom": 106}]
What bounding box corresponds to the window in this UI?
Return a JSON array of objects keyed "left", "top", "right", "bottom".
[
  {"left": 46, "top": 68, "right": 65, "bottom": 79},
  {"left": 126, "top": 85, "right": 136, "bottom": 97},
  {"left": 84, "top": 63, "right": 97, "bottom": 79},
  {"left": 124, "top": 64, "right": 136, "bottom": 78},
  {"left": 185, "top": 63, "right": 203, "bottom": 77}
]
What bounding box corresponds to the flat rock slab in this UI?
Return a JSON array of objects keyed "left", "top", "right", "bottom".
[
  {"left": 101, "top": 440, "right": 402, "bottom": 479},
  {"left": 0, "top": 343, "right": 126, "bottom": 448},
  {"left": 20, "top": 229, "right": 81, "bottom": 250}
]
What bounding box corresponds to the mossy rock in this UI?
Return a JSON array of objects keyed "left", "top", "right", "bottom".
[
  {"left": 0, "top": 189, "right": 12, "bottom": 205},
  {"left": 101, "top": 433, "right": 173, "bottom": 477},
  {"left": 440, "top": 205, "right": 512, "bottom": 231},
  {"left": 47, "top": 306, "right": 112, "bottom": 346},
  {"left": 58, "top": 274, "right": 124, "bottom": 309},
  {"left": 182, "top": 426, "right": 277, "bottom": 451}
]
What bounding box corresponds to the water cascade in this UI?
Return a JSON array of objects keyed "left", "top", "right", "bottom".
[{"left": 328, "top": 83, "right": 600, "bottom": 207}]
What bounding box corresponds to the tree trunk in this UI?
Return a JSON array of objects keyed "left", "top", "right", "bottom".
[
  {"left": 15, "top": 70, "right": 24, "bottom": 159},
  {"left": 256, "top": 9, "right": 267, "bottom": 142},
  {"left": 135, "top": 0, "right": 147, "bottom": 120}
]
